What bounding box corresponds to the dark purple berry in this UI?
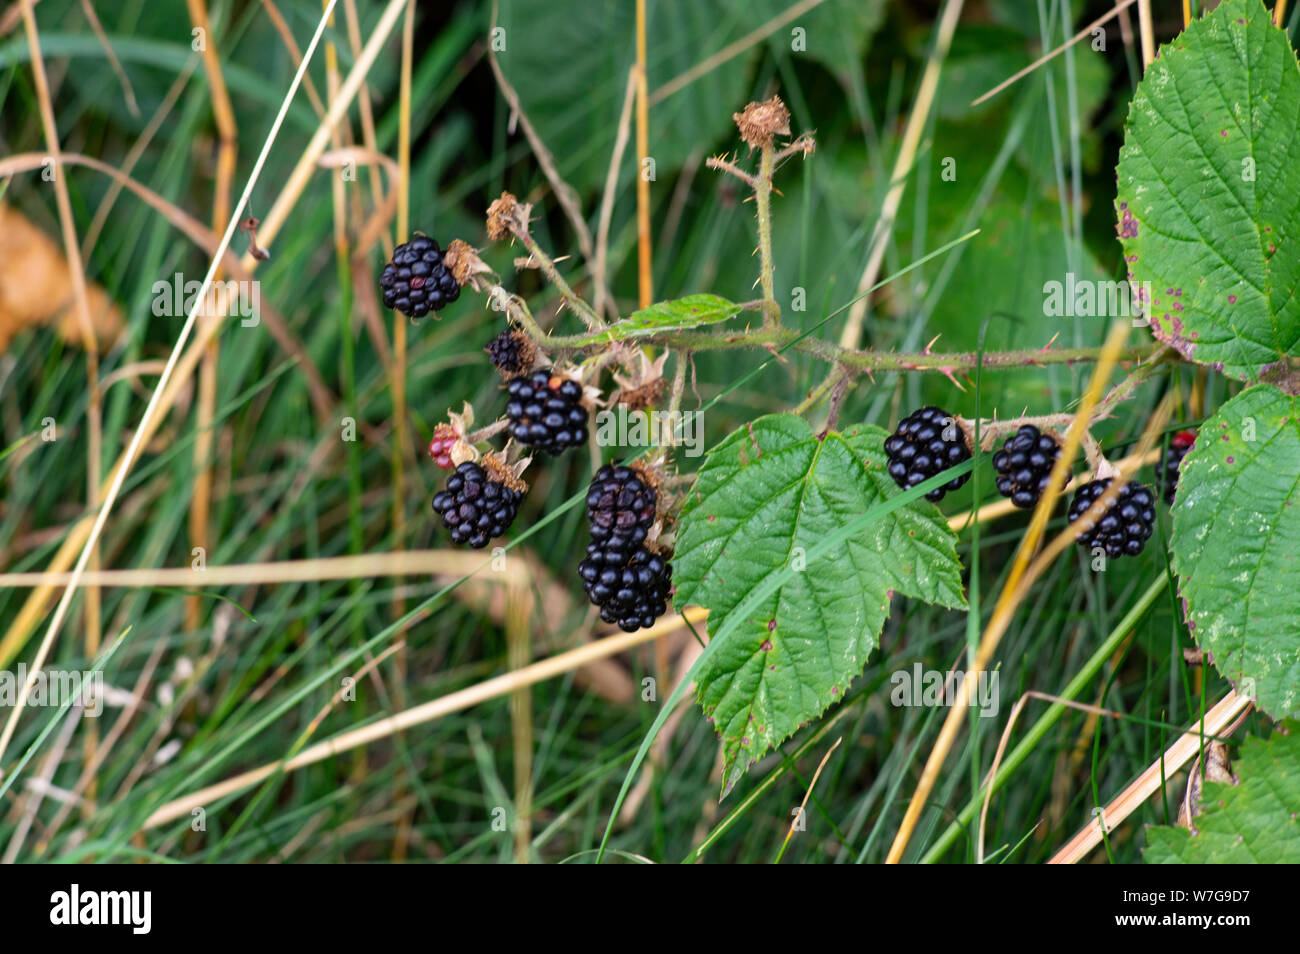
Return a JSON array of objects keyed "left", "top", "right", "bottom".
[
  {"left": 432, "top": 461, "right": 523, "bottom": 548},
  {"left": 577, "top": 544, "right": 672, "bottom": 633},
  {"left": 380, "top": 233, "right": 461, "bottom": 319},
  {"left": 884, "top": 406, "right": 972, "bottom": 502},
  {"left": 485, "top": 329, "right": 534, "bottom": 379},
  {"left": 585, "top": 463, "right": 658, "bottom": 561},
  {"left": 505, "top": 368, "right": 588, "bottom": 455},
  {"left": 992, "top": 424, "right": 1063, "bottom": 509},
  {"left": 1067, "top": 478, "right": 1156, "bottom": 559}
]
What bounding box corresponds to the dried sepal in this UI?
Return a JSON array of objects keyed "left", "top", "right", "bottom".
[
  {"left": 486, "top": 191, "right": 532, "bottom": 241},
  {"left": 444, "top": 239, "right": 494, "bottom": 288},
  {"left": 481, "top": 451, "right": 529, "bottom": 494},
  {"left": 733, "top": 95, "right": 791, "bottom": 150}
]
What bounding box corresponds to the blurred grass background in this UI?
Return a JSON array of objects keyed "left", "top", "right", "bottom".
[{"left": 0, "top": 0, "right": 1281, "bottom": 863}]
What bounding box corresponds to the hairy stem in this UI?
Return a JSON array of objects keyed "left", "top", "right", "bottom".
[
  {"left": 510, "top": 224, "right": 605, "bottom": 331},
  {"left": 542, "top": 320, "right": 1158, "bottom": 375},
  {"left": 754, "top": 142, "right": 780, "bottom": 329}
]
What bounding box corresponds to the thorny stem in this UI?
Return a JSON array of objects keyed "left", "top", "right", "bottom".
[
  {"left": 509, "top": 223, "right": 605, "bottom": 331},
  {"left": 540, "top": 320, "right": 1159, "bottom": 375},
  {"left": 793, "top": 369, "right": 842, "bottom": 415},
  {"left": 754, "top": 142, "right": 780, "bottom": 329},
  {"left": 667, "top": 351, "right": 688, "bottom": 418},
  {"left": 483, "top": 238, "right": 1173, "bottom": 470},
  {"left": 704, "top": 154, "right": 757, "bottom": 187},
  {"left": 820, "top": 372, "right": 851, "bottom": 434},
  {"left": 961, "top": 347, "right": 1175, "bottom": 472}
]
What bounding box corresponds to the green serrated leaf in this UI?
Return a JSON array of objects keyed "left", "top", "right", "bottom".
[
  {"left": 673, "top": 415, "right": 966, "bottom": 795},
  {"left": 570, "top": 295, "right": 742, "bottom": 345},
  {"left": 1171, "top": 384, "right": 1300, "bottom": 719},
  {"left": 1145, "top": 722, "right": 1300, "bottom": 863},
  {"left": 1115, "top": 0, "right": 1300, "bottom": 380}
]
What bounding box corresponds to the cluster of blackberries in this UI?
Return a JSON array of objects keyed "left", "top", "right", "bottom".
[
  {"left": 886, "top": 406, "right": 1201, "bottom": 561},
  {"left": 1157, "top": 429, "right": 1197, "bottom": 504},
  {"left": 577, "top": 463, "right": 672, "bottom": 632},
  {"left": 505, "top": 368, "right": 589, "bottom": 455},
  {"left": 992, "top": 424, "right": 1061, "bottom": 509},
  {"left": 884, "top": 406, "right": 973, "bottom": 501},
  {"left": 1067, "top": 479, "right": 1156, "bottom": 558},
  {"left": 380, "top": 234, "right": 460, "bottom": 319},
  {"left": 432, "top": 461, "right": 524, "bottom": 549}
]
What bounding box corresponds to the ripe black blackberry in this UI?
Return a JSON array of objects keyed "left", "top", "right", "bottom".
[
  {"left": 585, "top": 463, "right": 658, "bottom": 558},
  {"left": 992, "top": 424, "right": 1062, "bottom": 509},
  {"left": 380, "top": 233, "right": 460, "bottom": 319},
  {"left": 505, "top": 368, "right": 588, "bottom": 455},
  {"left": 884, "top": 406, "right": 972, "bottom": 501},
  {"left": 485, "top": 329, "right": 535, "bottom": 380},
  {"left": 1067, "top": 478, "right": 1156, "bottom": 559},
  {"left": 578, "top": 544, "right": 672, "bottom": 633},
  {"left": 431, "top": 460, "right": 524, "bottom": 548},
  {"left": 1157, "top": 429, "right": 1197, "bottom": 504}
]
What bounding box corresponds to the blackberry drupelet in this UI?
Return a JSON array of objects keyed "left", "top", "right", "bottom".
[
  {"left": 578, "top": 545, "right": 673, "bottom": 633},
  {"left": 1067, "top": 478, "right": 1156, "bottom": 559},
  {"left": 1157, "top": 429, "right": 1197, "bottom": 504},
  {"left": 884, "top": 406, "right": 972, "bottom": 501},
  {"left": 432, "top": 461, "right": 523, "bottom": 548},
  {"left": 485, "top": 329, "right": 534, "bottom": 380},
  {"left": 505, "top": 368, "right": 588, "bottom": 455},
  {"left": 992, "top": 424, "right": 1062, "bottom": 509},
  {"left": 585, "top": 463, "right": 658, "bottom": 558},
  {"left": 379, "top": 234, "right": 460, "bottom": 319}
]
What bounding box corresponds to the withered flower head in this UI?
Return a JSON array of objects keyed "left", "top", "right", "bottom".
[
  {"left": 733, "top": 95, "right": 791, "bottom": 150},
  {"left": 486, "top": 191, "right": 531, "bottom": 241}
]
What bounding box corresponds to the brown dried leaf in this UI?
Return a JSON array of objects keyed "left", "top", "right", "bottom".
[{"left": 0, "top": 204, "right": 123, "bottom": 352}]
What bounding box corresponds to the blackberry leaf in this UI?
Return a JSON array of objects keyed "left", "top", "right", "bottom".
[
  {"left": 1171, "top": 385, "right": 1300, "bottom": 720},
  {"left": 673, "top": 415, "right": 967, "bottom": 796},
  {"left": 1145, "top": 722, "right": 1300, "bottom": 863},
  {"left": 1115, "top": 0, "right": 1300, "bottom": 379}
]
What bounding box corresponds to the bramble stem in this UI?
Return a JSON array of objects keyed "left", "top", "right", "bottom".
[
  {"left": 510, "top": 224, "right": 605, "bottom": 331},
  {"left": 754, "top": 142, "right": 780, "bottom": 329},
  {"left": 820, "top": 371, "right": 851, "bottom": 433},
  {"left": 704, "top": 154, "right": 757, "bottom": 187},
  {"left": 539, "top": 320, "right": 1159, "bottom": 375}
]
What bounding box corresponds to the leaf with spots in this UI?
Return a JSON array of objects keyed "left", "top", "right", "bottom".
[
  {"left": 1115, "top": 0, "right": 1300, "bottom": 380},
  {"left": 1144, "top": 723, "right": 1300, "bottom": 863},
  {"left": 672, "top": 415, "right": 966, "bottom": 796},
  {"left": 1171, "top": 385, "right": 1300, "bottom": 719}
]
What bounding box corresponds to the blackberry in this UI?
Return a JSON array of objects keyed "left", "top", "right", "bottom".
[
  {"left": 884, "top": 406, "right": 972, "bottom": 501},
  {"left": 380, "top": 234, "right": 461, "bottom": 319},
  {"left": 1067, "top": 478, "right": 1156, "bottom": 559},
  {"left": 431, "top": 460, "right": 523, "bottom": 548},
  {"left": 992, "top": 424, "right": 1062, "bottom": 509},
  {"left": 1157, "top": 429, "right": 1197, "bottom": 504},
  {"left": 505, "top": 368, "right": 588, "bottom": 455},
  {"left": 585, "top": 463, "right": 658, "bottom": 559},
  {"left": 485, "top": 329, "right": 535, "bottom": 380},
  {"left": 578, "top": 544, "right": 672, "bottom": 633}
]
